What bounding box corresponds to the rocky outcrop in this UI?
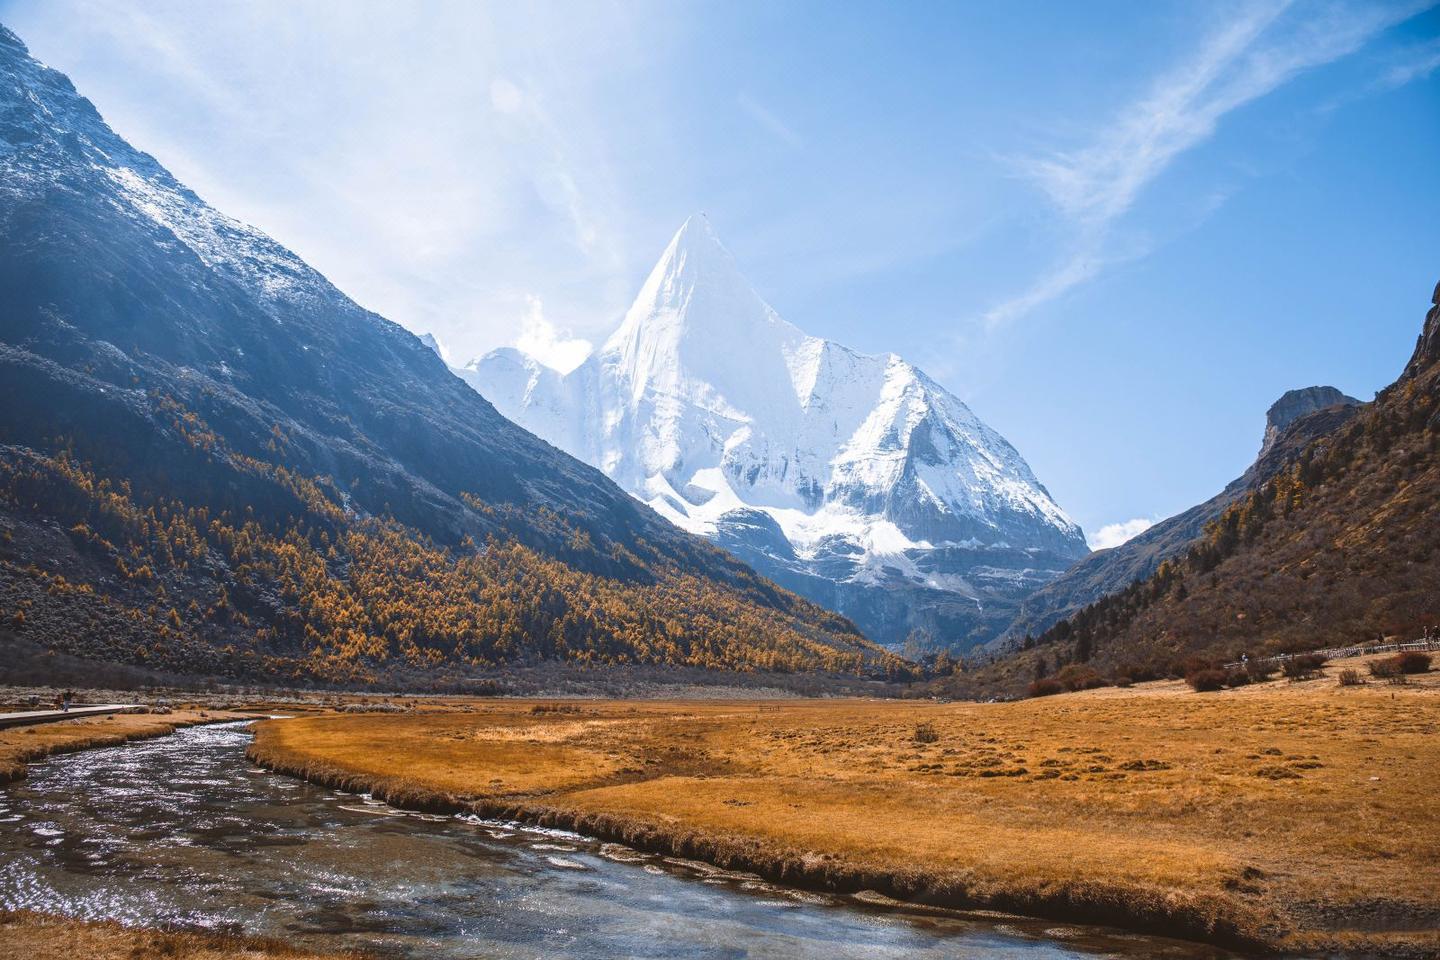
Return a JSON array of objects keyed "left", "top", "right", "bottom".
[
  {"left": 1404, "top": 281, "right": 1440, "bottom": 380},
  {"left": 1260, "top": 387, "right": 1359, "bottom": 459}
]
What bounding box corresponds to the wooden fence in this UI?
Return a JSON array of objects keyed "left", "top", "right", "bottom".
[{"left": 1222, "top": 637, "right": 1440, "bottom": 671}]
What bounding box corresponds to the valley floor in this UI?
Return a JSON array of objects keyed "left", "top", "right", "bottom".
[{"left": 249, "top": 658, "right": 1440, "bottom": 957}]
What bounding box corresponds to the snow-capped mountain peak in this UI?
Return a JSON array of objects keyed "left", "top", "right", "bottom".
[
  {"left": 456, "top": 217, "right": 1089, "bottom": 649},
  {"left": 601, "top": 215, "right": 811, "bottom": 417}
]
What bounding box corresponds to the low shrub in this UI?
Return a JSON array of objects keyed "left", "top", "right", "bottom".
[
  {"left": 1179, "top": 656, "right": 1218, "bottom": 678},
  {"left": 1224, "top": 669, "right": 1250, "bottom": 688},
  {"left": 913, "top": 722, "right": 940, "bottom": 743},
  {"left": 1115, "top": 662, "right": 1161, "bottom": 684},
  {"left": 1369, "top": 658, "right": 1400, "bottom": 679},
  {"left": 1244, "top": 660, "right": 1276, "bottom": 682},
  {"left": 1055, "top": 664, "right": 1108, "bottom": 692},
  {"left": 1396, "top": 651, "right": 1432, "bottom": 674},
  {"left": 1186, "top": 669, "right": 1228, "bottom": 692},
  {"left": 1337, "top": 668, "right": 1363, "bottom": 686},
  {"left": 1027, "top": 677, "right": 1065, "bottom": 698},
  {"left": 1112, "top": 675, "right": 1133, "bottom": 688},
  {"left": 1369, "top": 652, "right": 1429, "bottom": 680},
  {"left": 1283, "top": 654, "right": 1327, "bottom": 680}
]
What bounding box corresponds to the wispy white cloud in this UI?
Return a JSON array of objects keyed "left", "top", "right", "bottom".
[
  {"left": 1377, "top": 34, "right": 1440, "bottom": 87},
  {"left": 737, "top": 93, "right": 802, "bottom": 147},
  {"left": 1089, "top": 517, "right": 1156, "bottom": 550},
  {"left": 513, "top": 295, "right": 593, "bottom": 373},
  {"left": 1023, "top": 3, "right": 1289, "bottom": 229},
  {"left": 980, "top": 249, "right": 1109, "bottom": 331},
  {"left": 980, "top": 0, "right": 1431, "bottom": 330}
]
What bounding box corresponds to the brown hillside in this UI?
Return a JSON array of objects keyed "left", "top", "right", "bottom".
[{"left": 983, "top": 282, "right": 1440, "bottom": 685}]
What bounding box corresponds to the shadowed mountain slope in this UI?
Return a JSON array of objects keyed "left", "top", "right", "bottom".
[{"left": 0, "top": 25, "right": 894, "bottom": 685}]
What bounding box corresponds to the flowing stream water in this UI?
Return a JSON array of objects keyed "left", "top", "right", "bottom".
[{"left": 0, "top": 721, "right": 1238, "bottom": 959}]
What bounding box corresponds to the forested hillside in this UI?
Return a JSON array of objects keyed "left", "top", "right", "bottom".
[
  {"left": 0, "top": 427, "right": 886, "bottom": 685},
  {"left": 996, "top": 391, "right": 1360, "bottom": 648},
  {"left": 970, "top": 283, "right": 1440, "bottom": 691}
]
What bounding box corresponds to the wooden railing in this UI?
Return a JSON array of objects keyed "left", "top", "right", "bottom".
[{"left": 1222, "top": 637, "right": 1440, "bottom": 670}]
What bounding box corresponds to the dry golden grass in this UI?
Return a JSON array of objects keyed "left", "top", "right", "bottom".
[
  {"left": 0, "top": 708, "right": 245, "bottom": 783},
  {"left": 0, "top": 910, "right": 357, "bottom": 959},
  {"left": 251, "top": 656, "right": 1440, "bottom": 955}
]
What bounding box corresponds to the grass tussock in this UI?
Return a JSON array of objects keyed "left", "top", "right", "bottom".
[
  {"left": 0, "top": 910, "right": 356, "bottom": 960},
  {"left": 249, "top": 660, "right": 1440, "bottom": 956}
]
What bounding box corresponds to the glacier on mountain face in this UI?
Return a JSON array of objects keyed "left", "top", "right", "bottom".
[{"left": 447, "top": 216, "right": 1089, "bottom": 651}]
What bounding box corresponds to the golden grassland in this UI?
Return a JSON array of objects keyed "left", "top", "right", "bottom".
[
  {"left": 250, "top": 656, "right": 1440, "bottom": 956},
  {"left": 0, "top": 707, "right": 247, "bottom": 782},
  {"left": 0, "top": 910, "right": 357, "bottom": 960}
]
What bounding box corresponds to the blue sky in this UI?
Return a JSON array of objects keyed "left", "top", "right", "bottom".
[{"left": 3, "top": 1, "right": 1437, "bottom": 545}]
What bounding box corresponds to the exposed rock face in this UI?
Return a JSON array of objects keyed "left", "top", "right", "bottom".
[
  {"left": 1404, "top": 281, "right": 1440, "bottom": 379},
  {"left": 455, "top": 216, "right": 1089, "bottom": 651},
  {"left": 1260, "top": 387, "right": 1360, "bottom": 459}
]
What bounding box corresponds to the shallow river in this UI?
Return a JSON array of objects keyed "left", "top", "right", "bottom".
[{"left": 0, "top": 721, "right": 1237, "bottom": 959}]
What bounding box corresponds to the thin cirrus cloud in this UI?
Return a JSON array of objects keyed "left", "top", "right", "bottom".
[
  {"left": 979, "top": 0, "right": 1432, "bottom": 331},
  {"left": 737, "top": 93, "right": 803, "bottom": 147},
  {"left": 1379, "top": 33, "right": 1440, "bottom": 87}
]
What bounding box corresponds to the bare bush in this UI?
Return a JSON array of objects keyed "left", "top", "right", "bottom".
[
  {"left": 1186, "top": 669, "right": 1227, "bottom": 693},
  {"left": 912, "top": 722, "right": 939, "bottom": 743},
  {"left": 1396, "top": 651, "right": 1432, "bottom": 674},
  {"left": 1245, "top": 660, "right": 1277, "bottom": 682},
  {"left": 1027, "top": 677, "right": 1064, "bottom": 698},
  {"left": 1055, "top": 664, "right": 1108, "bottom": 691},
  {"left": 1283, "top": 654, "right": 1327, "bottom": 681}
]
